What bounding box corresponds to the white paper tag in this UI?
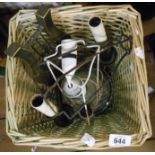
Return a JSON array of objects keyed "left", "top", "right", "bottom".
[
  {"left": 130, "top": 63, "right": 134, "bottom": 73},
  {"left": 135, "top": 47, "right": 144, "bottom": 59},
  {"left": 31, "top": 146, "right": 37, "bottom": 152},
  {"left": 81, "top": 133, "right": 96, "bottom": 147},
  {"left": 148, "top": 86, "right": 154, "bottom": 94},
  {"left": 109, "top": 134, "right": 131, "bottom": 147}
]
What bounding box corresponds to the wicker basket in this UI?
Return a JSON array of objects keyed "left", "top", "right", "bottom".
[{"left": 6, "top": 5, "right": 152, "bottom": 151}]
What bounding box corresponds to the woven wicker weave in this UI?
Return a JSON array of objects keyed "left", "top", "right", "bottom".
[{"left": 6, "top": 5, "right": 152, "bottom": 150}]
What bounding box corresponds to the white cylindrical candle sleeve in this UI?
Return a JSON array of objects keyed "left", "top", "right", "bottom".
[
  {"left": 61, "top": 39, "right": 77, "bottom": 86},
  {"left": 89, "top": 16, "right": 107, "bottom": 43},
  {"left": 61, "top": 39, "right": 77, "bottom": 55},
  {"left": 62, "top": 57, "right": 76, "bottom": 78},
  {"left": 31, "top": 95, "right": 56, "bottom": 117}
]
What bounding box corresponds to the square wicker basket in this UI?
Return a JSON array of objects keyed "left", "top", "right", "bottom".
[{"left": 6, "top": 5, "right": 152, "bottom": 151}]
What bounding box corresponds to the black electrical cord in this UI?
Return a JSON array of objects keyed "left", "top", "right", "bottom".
[
  {"left": 94, "top": 35, "right": 132, "bottom": 116},
  {"left": 94, "top": 69, "right": 113, "bottom": 116}
]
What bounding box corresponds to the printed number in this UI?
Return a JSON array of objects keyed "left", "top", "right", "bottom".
[{"left": 114, "top": 138, "right": 126, "bottom": 144}]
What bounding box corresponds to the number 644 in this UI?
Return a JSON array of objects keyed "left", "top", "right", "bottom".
[{"left": 114, "top": 138, "right": 126, "bottom": 144}]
